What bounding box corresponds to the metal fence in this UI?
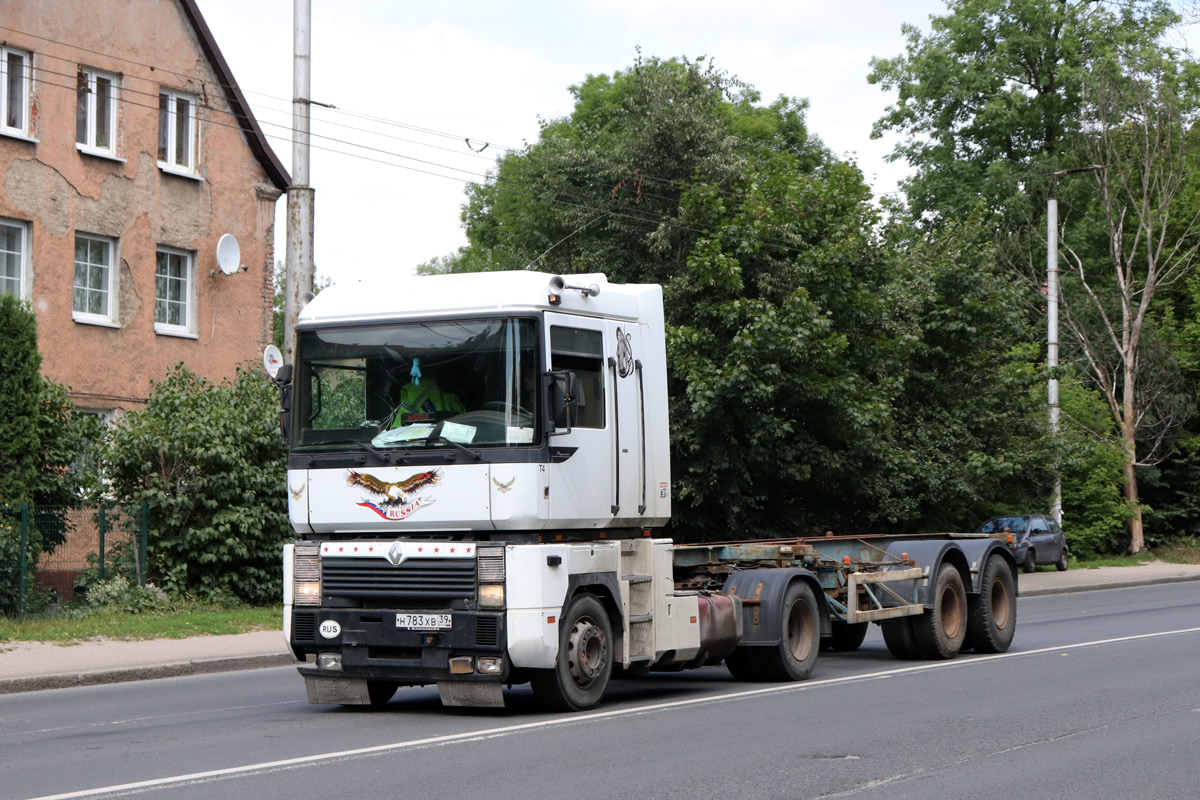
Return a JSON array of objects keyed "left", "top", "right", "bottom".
[{"left": 0, "top": 503, "right": 148, "bottom": 619}]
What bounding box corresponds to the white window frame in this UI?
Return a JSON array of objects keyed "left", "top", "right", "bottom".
[
  {"left": 73, "top": 232, "right": 119, "bottom": 326},
  {"left": 154, "top": 246, "right": 196, "bottom": 337},
  {"left": 0, "top": 46, "right": 32, "bottom": 139},
  {"left": 157, "top": 89, "right": 198, "bottom": 177},
  {"left": 0, "top": 218, "right": 31, "bottom": 300},
  {"left": 76, "top": 67, "right": 120, "bottom": 159}
]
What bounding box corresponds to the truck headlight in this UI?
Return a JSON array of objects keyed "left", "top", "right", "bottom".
[
  {"left": 478, "top": 584, "right": 505, "bottom": 608},
  {"left": 294, "top": 542, "right": 321, "bottom": 606},
  {"left": 476, "top": 544, "right": 505, "bottom": 608}
]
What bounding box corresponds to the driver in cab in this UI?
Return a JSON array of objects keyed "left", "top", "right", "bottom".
[{"left": 393, "top": 358, "right": 464, "bottom": 424}]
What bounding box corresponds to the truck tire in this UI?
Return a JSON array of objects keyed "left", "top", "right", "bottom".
[
  {"left": 964, "top": 553, "right": 1016, "bottom": 654},
  {"left": 825, "top": 620, "right": 869, "bottom": 652},
  {"left": 912, "top": 562, "right": 967, "bottom": 660},
  {"left": 530, "top": 593, "right": 612, "bottom": 711},
  {"left": 724, "top": 646, "right": 762, "bottom": 681},
  {"left": 367, "top": 680, "right": 398, "bottom": 707},
  {"left": 881, "top": 617, "right": 921, "bottom": 659},
  {"left": 724, "top": 581, "right": 821, "bottom": 681},
  {"left": 757, "top": 580, "right": 821, "bottom": 681}
]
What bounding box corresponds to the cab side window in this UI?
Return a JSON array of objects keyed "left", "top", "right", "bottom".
[{"left": 550, "top": 326, "right": 605, "bottom": 428}]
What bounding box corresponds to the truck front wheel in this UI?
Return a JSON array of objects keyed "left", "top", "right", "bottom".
[{"left": 531, "top": 593, "right": 612, "bottom": 711}]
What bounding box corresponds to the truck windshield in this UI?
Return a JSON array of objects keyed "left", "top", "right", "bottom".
[{"left": 292, "top": 318, "right": 539, "bottom": 451}]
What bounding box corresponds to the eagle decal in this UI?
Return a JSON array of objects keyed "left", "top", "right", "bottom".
[{"left": 346, "top": 469, "right": 442, "bottom": 521}]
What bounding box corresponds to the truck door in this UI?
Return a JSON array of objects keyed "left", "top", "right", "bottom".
[
  {"left": 606, "top": 319, "right": 647, "bottom": 521},
  {"left": 545, "top": 314, "right": 614, "bottom": 526}
]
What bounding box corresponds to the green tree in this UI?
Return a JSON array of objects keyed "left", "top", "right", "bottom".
[
  {"left": 0, "top": 294, "right": 41, "bottom": 507},
  {"left": 1052, "top": 41, "right": 1200, "bottom": 552},
  {"left": 872, "top": 0, "right": 1198, "bottom": 553},
  {"left": 106, "top": 364, "right": 289, "bottom": 603},
  {"left": 439, "top": 55, "right": 1056, "bottom": 538},
  {"left": 868, "top": 0, "right": 1180, "bottom": 227},
  {"left": 879, "top": 212, "right": 1053, "bottom": 529}
]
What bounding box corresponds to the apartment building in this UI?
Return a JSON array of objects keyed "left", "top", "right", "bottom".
[{"left": 0, "top": 0, "right": 289, "bottom": 417}]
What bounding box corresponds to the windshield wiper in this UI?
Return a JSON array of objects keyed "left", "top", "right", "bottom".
[
  {"left": 356, "top": 440, "right": 393, "bottom": 464},
  {"left": 431, "top": 434, "right": 482, "bottom": 461}
]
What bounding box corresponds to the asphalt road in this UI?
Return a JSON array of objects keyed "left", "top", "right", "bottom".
[{"left": 4, "top": 582, "right": 1199, "bottom": 800}]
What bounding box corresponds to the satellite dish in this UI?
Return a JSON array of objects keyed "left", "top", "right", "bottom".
[
  {"left": 216, "top": 233, "right": 242, "bottom": 275},
  {"left": 263, "top": 345, "right": 283, "bottom": 379}
]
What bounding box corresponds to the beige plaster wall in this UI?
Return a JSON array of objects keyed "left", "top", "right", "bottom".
[{"left": 0, "top": 0, "right": 283, "bottom": 411}]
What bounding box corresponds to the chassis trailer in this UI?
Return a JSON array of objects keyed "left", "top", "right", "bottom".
[{"left": 272, "top": 271, "right": 1018, "bottom": 711}]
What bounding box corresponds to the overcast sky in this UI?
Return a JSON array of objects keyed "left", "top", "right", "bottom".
[{"left": 193, "top": 0, "right": 948, "bottom": 286}]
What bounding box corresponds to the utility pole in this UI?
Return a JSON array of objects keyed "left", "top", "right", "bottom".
[
  {"left": 1047, "top": 197, "right": 1062, "bottom": 525},
  {"left": 284, "top": 0, "right": 314, "bottom": 365},
  {"left": 1047, "top": 165, "right": 1103, "bottom": 526}
]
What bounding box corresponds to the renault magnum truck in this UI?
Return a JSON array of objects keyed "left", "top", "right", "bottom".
[{"left": 270, "top": 271, "right": 1018, "bottom": 711}]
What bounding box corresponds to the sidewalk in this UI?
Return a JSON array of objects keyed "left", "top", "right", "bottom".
[{"left": 2, "top": 561, "right": 1199, "bottom": 695}]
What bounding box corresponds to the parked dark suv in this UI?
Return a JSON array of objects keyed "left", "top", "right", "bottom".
[{"left": 977, "top": 514, "right": 1069, "bottom": 573}]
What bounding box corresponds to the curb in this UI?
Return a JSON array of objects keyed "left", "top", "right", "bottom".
[
  {"left": 1019, "top": 572, "right": 1200, "bottom": 598},
  {"left": 0, "top": 653, "right": 297, "bottom": 695}
]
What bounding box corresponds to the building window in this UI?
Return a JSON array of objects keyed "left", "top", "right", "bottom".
[
  {"left": 155, "top": 247, "right": 193, "bottom": 334},
  {"left": 0, "top": 219, "right": 29, "bottom": 299},
  {"left": 73, "top": 233, "right": 117, "bottom": 324},
  {"left": 1, "top": 46, "right": 31, "bottom": 137},
  {"left": 76, "top": 68, "right": 118, "bottom": 155},
  {"left": 157, "top": 90, "right": 196, "bottom": 173}
]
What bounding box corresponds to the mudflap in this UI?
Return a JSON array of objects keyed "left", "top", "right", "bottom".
[
  {"left": 304, "top": 675, "right": 371, "bottom": 705},
  {"left": 437, "top": 681, "right": 505, "bottom": 707}
]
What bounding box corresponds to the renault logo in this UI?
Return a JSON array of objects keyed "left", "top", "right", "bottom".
[{"left": 386, "top": 541, "right": 405, "bottom": 566}]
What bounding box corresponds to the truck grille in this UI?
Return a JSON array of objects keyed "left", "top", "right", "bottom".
[{"left": 322, "top": 557, "right": 475, "bottom": 606}]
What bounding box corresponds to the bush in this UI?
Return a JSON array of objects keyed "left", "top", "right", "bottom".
[
  {"left": 83, "top": 576, "right": 168, "bottom": 615},
  {"left": 106, "top": 364, "right": 290, "bottom": 604}
]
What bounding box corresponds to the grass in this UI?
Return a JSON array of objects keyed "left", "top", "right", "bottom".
[
  {"left": 0, "top": 604, "right": 281, "bottom": 643},
  {"left": 1065, "top": 536, "right": 1200, "bottom": 570}
]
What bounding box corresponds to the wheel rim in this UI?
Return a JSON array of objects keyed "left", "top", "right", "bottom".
[
  {"left": 786, "top": 600, "right": 814, "bottom": 662},
  {"left": 989, "top": 576, "right": 1011, "bottom": 630},
  {"left": 940, "top": 581, "right": 964, "bottom": 640},
  {"left": 566, "top": 616, "right": 607, "bottom": 689}
]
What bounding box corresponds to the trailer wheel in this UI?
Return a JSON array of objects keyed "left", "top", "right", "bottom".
[
  {"left": 880, "top": 617, "right": 921, "bottom": 659},
  {"left": 530, "top": 593, "right": 612, "bottom": 711},
  {"left": 366, "top": 681, "right": 398, "bottom": 707},
  {"left": 825, "top": 621, "right": 869, "bottom": 652},
  {"left": 964, "top": 553, "right": 1016, "bottom": 654},
  {"left": 912, "top": 562, "right": 967, "bottom": 659}
]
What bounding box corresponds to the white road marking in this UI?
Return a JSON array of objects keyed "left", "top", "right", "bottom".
[{"left": 27, "top": 625, "right": 1200, "bottom": 800}]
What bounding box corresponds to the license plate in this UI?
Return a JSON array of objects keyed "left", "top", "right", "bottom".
[{"left": 397, "top": 612, "right": 452, "bottom": 630}]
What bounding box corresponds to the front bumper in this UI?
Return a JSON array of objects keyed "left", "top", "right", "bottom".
[{"left": 291, "top": 607, "right": 508, "bottom": 684}]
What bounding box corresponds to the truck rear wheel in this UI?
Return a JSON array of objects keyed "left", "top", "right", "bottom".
[
  {"left": 725, "top": 581, "right": 820, "bottom": 681},
  {"left": 530, "top": 593, "right": 612, "bottom": 711},
  {"left": 880, "top": 617, "right": 921, "bottom": 659},
  {"left": 912, "top": 562, "right": 967, "bottom": 659},
  {"left": 964, "top": 553, "right": 1016, "bottom": 654}
]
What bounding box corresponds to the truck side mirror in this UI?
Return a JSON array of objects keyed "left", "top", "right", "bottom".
[
  {"left": 274, "top": 363, "right": 293, "bottom": 442},
  {"left": 546, "top": 370, "right": 580, "bottom": 433}
]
